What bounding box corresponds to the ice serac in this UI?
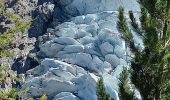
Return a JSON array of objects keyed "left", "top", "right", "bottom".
[
  {"left": 22, "top": 0, "right": 140, "bottom": 100},
  {"left": 22, "top": 58, "right": 98, "bottom": 100}
]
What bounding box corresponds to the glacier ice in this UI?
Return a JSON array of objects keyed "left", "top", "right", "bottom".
[{"left": 21, "top": 0, "right": 140, "bottom": 99}]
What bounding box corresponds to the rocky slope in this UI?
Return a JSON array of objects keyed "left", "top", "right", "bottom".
[{"left": 1, "top": 0, "right": 141, "bottom": 100}]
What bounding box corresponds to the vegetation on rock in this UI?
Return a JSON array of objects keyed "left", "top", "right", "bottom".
[
  {"left": 0, "top": 0, "right": 31, "bottom": 99},
  {"left": 0, "top": 66, "right": 28, "bottom": 99},
  {"left": 40, "top": 94, "right": 48, "bottom": 100},
  {"left": 0, "top": 0, "right": 32, "bottom": 57}
]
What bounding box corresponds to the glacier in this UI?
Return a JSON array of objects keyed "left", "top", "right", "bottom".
[{"left": 21, "top": 0, "right": 140, "bottom": 100}]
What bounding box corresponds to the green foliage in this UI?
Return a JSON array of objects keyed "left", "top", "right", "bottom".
[
  {"left": 4, "top": 12, "right": 20, "bottom": 25},
  {"left": 0, "top": 66, "right": 24, "bottom": 84},
  {"left": 40, "top": 94, "right": 48, "bottom": 100},
  {"left": 28, "top": 97, "right": 34, "bottom": 100},
  {"left": 96, "top": 77, "right": 112, "bottom": 100},
  {"left": 0, "top": 1, "right": 32, "bottom": 57},
  {"left": 117, "top": 7, "right": 138, "bottom": 52},
  {"left": 0, "top": 33, "right": 14, "bottom": 49},
  {"left": 0, "top": 66, "right": 28, "bottom": 99},
  {"left": 0, "top": 66, "right": 10, "bottom": 71},
  {"left": 0, "top": 66, "right": 11, "bottom": 83},
  {"left": 0, "top": 1, "right": 31, "bottom": 100},
  {"left": 0, "top": 88, "right": 29, "bottom": 100},
  {"left": 117, "top": 0, "right": 170, "bottom": 99},
  {"left": 117, "top": 7, "right": 132, "bottom": 39},
  {"left": 0, "top": 1, "right": 4, "bottom": 8},
  {"left": 0, "top": 16, "right": 32, "bottom": 49},
  {"left": 119, "top": 67, "right": 134, "bottom": 100},
  {"left": 0, "top": 50, "right": 15, "bottom": 57}
]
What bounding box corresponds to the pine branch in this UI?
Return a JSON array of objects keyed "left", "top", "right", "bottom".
[
  {"left": 96, "top": 77, "right": 112, "bottom": 100},
  {"left": 117, "top": 0, "right": 170, "bottom": 99},
  {"left": 129, "top": 11, "right": 144, "bottom": 38},
  {"left": 117, "top": 7, "right": 138, "bottom": 53},
  {"left": 119, "top": 67, "right": 134, "bottom": 100}
]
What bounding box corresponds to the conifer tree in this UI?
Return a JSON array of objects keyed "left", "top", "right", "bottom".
[
  {"left": 96, "top": 77, "right": 112, "bottom": 100},
  {"left": 117, "top": 0, "right": 170, "bottom": 99},
  {"left": 119, "top": 67, "right": 134, "bottom": 100}
]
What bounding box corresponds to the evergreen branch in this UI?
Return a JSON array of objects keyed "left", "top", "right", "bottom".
[
  {"left": 96, "top": 77, "right": 112, "bottom": 100},
  {"left": 129, "top": 11, "right": 144, "bottom": 38},
  {"left": 117, "top": 7, "right": 139, "bottom": 53},
  {"left": 118, "top": 0, "right": 170, "bottom": 99},
  {"left": 119, "top": 67, "right": 134, "bottom": 100}
]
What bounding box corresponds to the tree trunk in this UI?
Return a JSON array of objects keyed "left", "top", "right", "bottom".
[{"left": 155, "top": 89, "right": 161, "bottom": 100}]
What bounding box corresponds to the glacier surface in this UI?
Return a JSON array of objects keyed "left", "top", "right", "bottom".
[{"left": 21, "top": 0, "right": 140, "bottom": 100}]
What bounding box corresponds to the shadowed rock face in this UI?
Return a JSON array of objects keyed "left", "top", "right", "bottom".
[{"left": 21, "top": 0, "right": 140, "bottom": 100}]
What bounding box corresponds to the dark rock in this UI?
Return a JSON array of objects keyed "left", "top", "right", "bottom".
[
  {"left": 12, "top": 57, "right": 24, "bottom": 73},
  {"left": 12, "top": 53, "right": 39, "bottom": 74},
  {"left": 28, "top": 2, "right": 54, "bottom": 38},
  {"left": 24, "top": 53, "right": 40, "bottom": 70},
  {"left": 18, "top": 44, "right": 25, "bottom": 50}
]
